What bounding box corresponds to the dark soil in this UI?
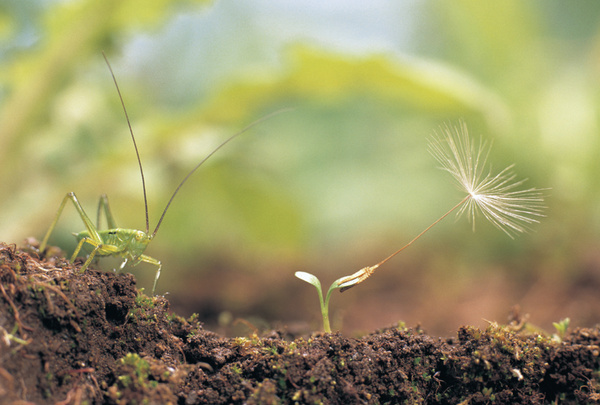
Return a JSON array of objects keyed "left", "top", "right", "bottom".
[{"left": 2, "top": 241, "right": 600, "bottom": 404}]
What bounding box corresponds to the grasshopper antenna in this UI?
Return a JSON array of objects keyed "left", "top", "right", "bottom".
[
  {"left": 102, "top": 51, "right": 151, "bottom": 234},
  {"left": 151, "top": 107, "right": 292, "bottom": 238}
]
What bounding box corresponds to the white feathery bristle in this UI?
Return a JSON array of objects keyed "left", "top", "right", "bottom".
[{"left": 428, "top": 122, "right": 546, "bottom": 238}]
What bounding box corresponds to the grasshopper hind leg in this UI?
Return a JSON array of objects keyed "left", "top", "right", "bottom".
[
  {"left": 71, "top": 236, "right": 104, "bottom": 274},
  {"left": 96, "top": 194, "right": 118, "bottom": 229},
  {"left": 40, "top": 192, "right": 105, "bottom": 267}
]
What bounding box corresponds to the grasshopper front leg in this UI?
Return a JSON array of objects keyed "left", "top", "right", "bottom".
[
  {"left": 40, "top": 192, "right": 104, "bottom": 265},
  {"left": 123, "top": 254, "right": 161, "bottom": 295},
  {"left": 140, "top": 255, "right": 161, "bottom": 296}
]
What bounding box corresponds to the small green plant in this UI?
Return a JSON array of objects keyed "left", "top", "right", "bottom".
[
  {"left": 294, "top": 271, "right": 360, "bottom": 333},
  {"left": 297, "top": 122, "right": 546, "bottom": 332},
  {"left": 119, "top": 353, "right": 158, "bottom": 388},
  {"left": 552, "top": 317, "right": 570, "bottom": 342},
  {"left": 0, "top": 325, "right": 30, "bottom": 346},
  {"left": 231, "top": 364, "right": 243, "bottom": 375}
]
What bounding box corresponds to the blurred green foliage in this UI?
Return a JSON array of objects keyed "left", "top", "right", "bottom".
[{"left": 1, "top": 0, "right": 600, "bottom": 309}]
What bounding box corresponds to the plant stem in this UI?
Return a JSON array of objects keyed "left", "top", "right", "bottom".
[
  {"left": 374, "top": 194, "right": 471, "bottom": 268},
  {"left": 321, "top": 303, "right": 332, "bottom": 333},
  {"left": 322, "top": 284, "right": 338, "bottom": 333},
  {"left": 311, "top": 279, "right": 331, "bottom": 333},
  {"left": 339, "top": 195, "right": 472, "bottom": 291}
]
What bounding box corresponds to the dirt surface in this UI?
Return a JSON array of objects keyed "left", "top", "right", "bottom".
[{"left": 2, "top": 241, "right": 600, "bottom": 404}]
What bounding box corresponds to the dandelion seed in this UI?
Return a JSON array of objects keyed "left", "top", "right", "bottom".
[
  {"left": 338, "top": 122, "right": 546, "bottom": 292},
  {"left": 428, "top": 121, "right": 546, "bottom": 238}
]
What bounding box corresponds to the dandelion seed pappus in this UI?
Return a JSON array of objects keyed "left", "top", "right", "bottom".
[{"left": 338, "top": 121, "right": 547, "bottom": 292}]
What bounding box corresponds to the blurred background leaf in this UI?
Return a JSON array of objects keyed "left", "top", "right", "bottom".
[{"left": 1, "top": 0, "right": 600, "bottom": 335}]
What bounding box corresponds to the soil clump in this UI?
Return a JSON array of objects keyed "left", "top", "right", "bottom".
[{"left": 1, "top": 242, "right": 599, "bottom": 404}]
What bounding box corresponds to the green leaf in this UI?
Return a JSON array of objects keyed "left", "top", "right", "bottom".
[{"left": 294, "top": 271, "right": 320, "bottom": 287}]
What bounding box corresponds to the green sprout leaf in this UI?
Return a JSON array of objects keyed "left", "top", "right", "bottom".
[
  {"left": 295, "top": 271, "right": 321, "bottom": 289},
  {"left": 552, "top": 317, "right": 570, "bottom": 342},
  {"left": 295, "top": 271, "right": 351, "bottom": 333}
]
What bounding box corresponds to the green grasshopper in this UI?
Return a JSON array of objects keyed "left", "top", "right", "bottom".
[{"left": 39, "top": 54, "right": 285, "bottom": 295}]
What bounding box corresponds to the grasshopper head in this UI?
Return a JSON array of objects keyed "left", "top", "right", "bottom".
[
  {"left": 132, "top": 230, "right": 152, "bottom": 244},
  {"left": 126, "top": 230, "right": 153, "bottom": 258}
]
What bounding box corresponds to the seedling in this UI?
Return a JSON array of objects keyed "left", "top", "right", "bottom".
[
  {"left": 39, "top": 53, "right": 287, "bottom": 295},
  {"left": 294, "top": 271, "right": 360, "bottom": 333},
  {"left": 116, "top": 353, "right": 155, "bottom": 389},
  {"left": 0, "top": 324, "right": 30, "bottom": 346},
  {"left": 297, "top": 122, "right": 546, "bottom": 331},
  {"left": 552, "top": 317, "right": 570, "bottom": 342}
]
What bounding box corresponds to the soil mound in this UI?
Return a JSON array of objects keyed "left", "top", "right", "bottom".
[{"left": 1, "top": 242, "right": 599, "bottom": 404}]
